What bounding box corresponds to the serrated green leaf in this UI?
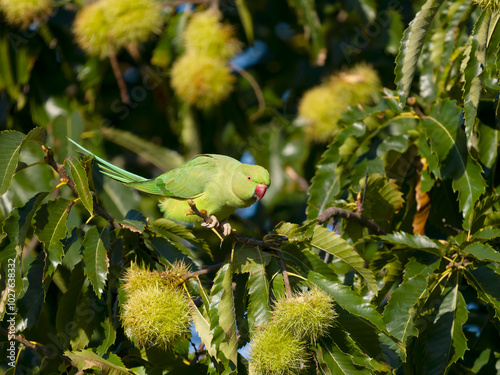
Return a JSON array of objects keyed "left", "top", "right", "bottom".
[
  {"left": 34, "top": 198, "right": 70, "bottom": 276},
  {"left": 209, "top": 263, "right": 238, "bottom": 365},
  {"left": 422, "top": 100, "right": 486, "bottom": 227},
  {"left": 96, "top": 318, "right": 117, "bottom": 356},
  {"left": 119, "top": 209, "right": 147, "bottom": 233},
  {"left": 383, "top": 272, "right": 428, "bottom": 344},
  {"left": 190, "top": 299, "right": 217, "bottom": 358},
  {"left": 466, "top": 265, "right": 500, "bottom": 320},
  {"left": 64, "top": 349, "right": 132, "bottom": 374},
  {"left": 395, "top": 0, "right": 445, "bottom": 106},
  {"left": 149, "top": 218, "right": 211, "bottom": 258},
  {"left": 56, "top": 262, "right": 85, "bottom": 348},
  {"left": 359, "top": 174, "right": 404, "bottom": 232},
  {"left": 412, "top": 284, "right": 468, "bottom": 374},
  {"left": 462, "top": 10, "right": 490, "bottom": 148},
  {"left": 0, "top": 130, "right": 26, "bottom": 195},
  {"left": 379, "top": 231, "right": 442, "bottom": 254},
  {"left": 16, "top": 252, "right": 45, "bottom": 331},
  {"left": 246, "top": 254, "right": 271, "bottom": 331},
  {"left": 478, "top": 120, "right": 499, "bottom": 169},
  {"left": 67, "top": 158, "right": 93, "bottom": 215},
  {"left": 308, "top": 272, "right": 389, "bottom": 336},
  {"left": 317, "top": 339, "right": 373, "bottom": 375},
  {"left": 463, "top": 242, "right": 500, "bottom": 262},
  {"left": 82, "top": 226, "right": 109, "bottom": 299},
  {"left": 306, "top": 142, "right": 342, "bottom": 220},
  {"left": 471, "top": 226, "right": 500, "bottom": 240},
  {"left": 309, "top": 226, "right": 378, "bottom": 294}
]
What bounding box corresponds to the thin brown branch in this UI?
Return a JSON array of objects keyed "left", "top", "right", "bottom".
[
  {"left": 108, "top": 44, "right": 130, "bottom": 105},
  {"left": 181, "top": 262, "right": 224, "bottom": 280},
  {"left": 0, "top": 327, "right": 77, "bottom": 369},
  {"left": 285, "top": 166, "right": 309, "bottom": 192},
  {"left": 276, "top": 250, "right": 292, "bottom": 297},
  {"left": 231, "top": 64, "right": 266, "bottom": 122},
  {"left": 161, "top": 0, "right": 208, "bottom": 5},
  {"left": 317, "top": 207, "right": 385, "bottom": 234},
  {"left": 43, "top": 145, "right": 121, "bottom": 229}
]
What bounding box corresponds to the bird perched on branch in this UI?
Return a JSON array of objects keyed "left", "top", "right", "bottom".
[{"left": 69, "top": 139, "right": 270, "bottom": 236}]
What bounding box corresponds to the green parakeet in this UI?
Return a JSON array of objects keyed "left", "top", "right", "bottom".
[{"left": 69, "top": 139, "right": 270, "bottom": 236}]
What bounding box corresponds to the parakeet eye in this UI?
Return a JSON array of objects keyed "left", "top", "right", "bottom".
[{"left": 246, "top": 175, "right": 253, "bottom": 181}]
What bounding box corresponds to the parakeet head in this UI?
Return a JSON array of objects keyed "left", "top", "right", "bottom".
[{"left": 232, "top": 164, "right": 270, "bottom": 203}]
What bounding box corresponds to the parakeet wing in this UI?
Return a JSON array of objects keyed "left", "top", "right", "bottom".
[{"left": 155, "top": 155, "right": 218, "bottom": 198}]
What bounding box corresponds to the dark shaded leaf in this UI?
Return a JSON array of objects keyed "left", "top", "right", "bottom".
[
  {"left": 421, "top": 100, "right": 486, "bottom": 227},
  {"left": 466, "top": 265, "right": 500, "bottom": 320},
  {"left": 412, "top": 284, "right": 468, "bottom": 375}
]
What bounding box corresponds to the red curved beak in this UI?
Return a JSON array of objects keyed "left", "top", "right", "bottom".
[{"left": 254, "top": 184, "right": 268, "bottom": 202}]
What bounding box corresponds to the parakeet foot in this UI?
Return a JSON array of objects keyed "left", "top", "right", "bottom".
[
  {"left": 219, "top": 220, "right": 233, "bottom": 237},
  {"left": 201, "top": 214, "right": 219, "bottom": 229},
  {"left": 201, "top": 215, "right": 233, "bottom": 237}
]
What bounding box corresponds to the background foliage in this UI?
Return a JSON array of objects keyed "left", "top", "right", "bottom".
[{"left": 1, "top": 0, "right": 500, "bottom": 374}]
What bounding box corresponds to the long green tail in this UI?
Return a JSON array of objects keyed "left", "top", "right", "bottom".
[{"left": 68, "top": 138, "right": 147, "bottom": 184}]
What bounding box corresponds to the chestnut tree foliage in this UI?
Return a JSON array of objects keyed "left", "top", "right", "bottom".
[{"left": 2, "top": 0, "right": 500, "bottom": 374}]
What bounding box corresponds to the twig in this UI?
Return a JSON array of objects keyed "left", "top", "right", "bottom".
[
  {"left": 181, "top": 262, "right": 224, "bottom": 280},
  {"left": 357, "top": 167, "right": 369, "bottom": 214},
  {"left": 230, "top": 63, "right": 266, "bottom": 122},
  {"left": 317, "top": 207, "right": 385, "bottom": 234},
  {"left": 161, "top": 0, "right": 208, "bottom": 5},
  {"left": 108, "top": 43, "right": 130, "bottom": 105},
  {"left": 0, "top": 327, "right": 77, "bottom": 369},
  {"left": 43, "top": 146, "right": 121, "bottom": 229},
  {"left": 285, "top": 166, "right": 309, "bottom": 192},
  {"left": 276, "top": 250, "right": 292, "bottom": 297}
]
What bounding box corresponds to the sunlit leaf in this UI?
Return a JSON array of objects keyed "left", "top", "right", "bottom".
[
  {"left": 82, "top": 226, "right": 109, "bottom": 299},
  {"left": 461, "top": 10, "right": 490, "bottom": 149},
  {"left": 34, "top": 198, "right": 71, "bottom": 276},
  {"left": 67, "top": 157, "right": 94, "bottom": 215},
  {"left": 209, "top": 263, "right": 238, "bottom": 365},
  {"left": 395, "top": 0, "right": 445, "bottom": 106},
  {"left": 308, "top": 225, "right": 378, "bottom": 294},
  {"left": 463, "top": 242, "right": 500, "bottom": 262},
  {"left": 64, "top": 349, "right": 132, "bottom": 374},
  {"left": 0, "top": 130, "right": 25, "bottom": 195}
]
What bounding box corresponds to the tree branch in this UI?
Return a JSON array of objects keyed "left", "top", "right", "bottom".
[
  {"left": 43, "top": 145, "right": 121, "bottom": 229},
  {"left": 0, "top": 327, "right": 77, "bottom": 369},
  {"left": 276, "top": 250, "right": 292, "bottom": 297},
  {"left": 317, "top": 207, "right": 385, "bottom": 234},
  {"left": 181, "top": 262, "right": 224, "bottom": 280}
]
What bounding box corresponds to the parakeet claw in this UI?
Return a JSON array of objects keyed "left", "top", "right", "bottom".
[
  {"left": 201, "top": 215, "right": 219, "bottom": 229},
  {"left": 220, "top": 221, "right": 233, "bottom": 237},
  {"left": 201, "top": 215, "right": 233, "bottom": 237}
]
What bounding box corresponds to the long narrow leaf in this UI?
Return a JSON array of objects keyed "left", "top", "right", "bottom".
[
  {"left": 82, "top": 226, "right": 109, "bottom": 299},
  {"left": 395, "top": 0, "right": 445, "bottom": 106},
  {"left": 461, "top": 10, "right": 491, "bottom": 149}
]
